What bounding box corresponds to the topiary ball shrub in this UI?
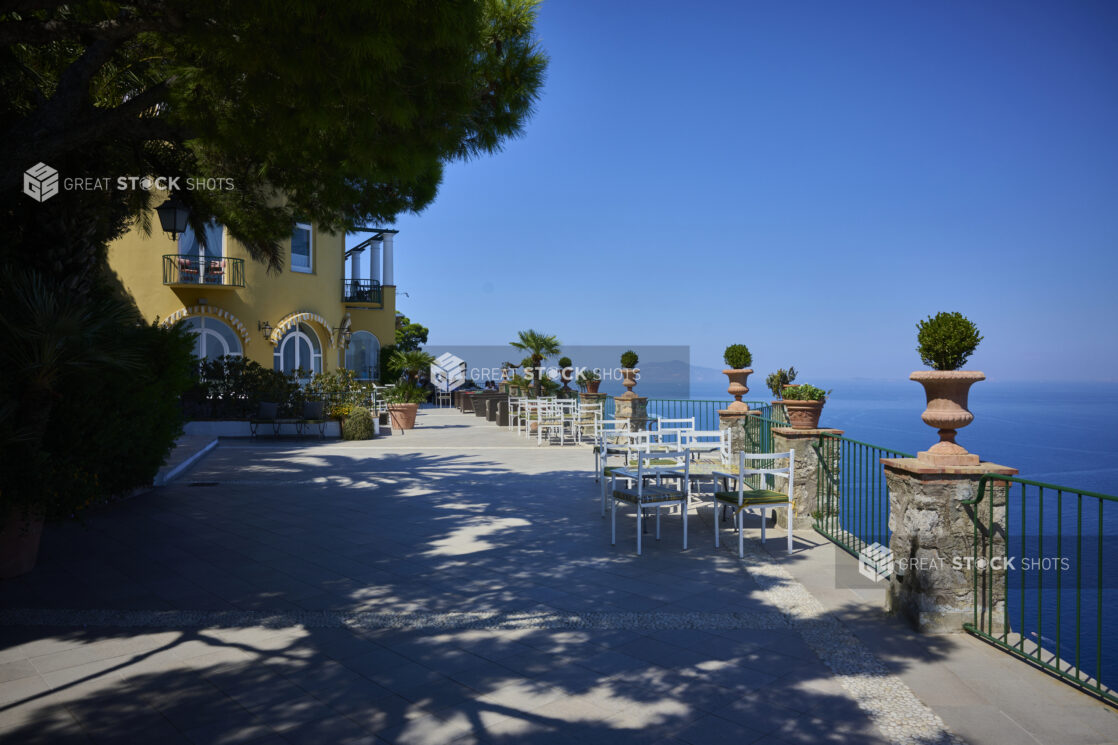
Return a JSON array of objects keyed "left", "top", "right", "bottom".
[
  {"left": 620, "top": 350, "right": 639, "bottom": 368},
  {"left": 723, "top": 344, "right": 752, "bottom": 369},
  {"left": 558, "top": 356, "right": 572, "bottom": 369},
  {"left": 342, "top": 406, "right": 375, "bottom": 440},
  {"left": 916, "top": 312, "right": 983, "bottom": 371}
]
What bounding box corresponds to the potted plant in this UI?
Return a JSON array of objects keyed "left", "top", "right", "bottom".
[
  {"left": 384, "top": 382, "right": 428, "bottom": 430},
  {"left": 510, "top": 329, "right": 561, "bottom": 397},
  {"left": 722, "top": 344, "right": 753, "bottom": 413},
  {"left": 558, "top": 356, "right": 573, "bottom": 390},
  {"left": 782, "top": 384, "right": 829, "bottom": 429},
  {"left": 619, "top": 350, "right": 639, "bottom": 398},
  {"left": 577, "top": 368, "right": 601, "bottom": 394},
  {"left": 766, "top": 367, "right": 798, "bottom": 398},
  {"left": 911, "top": 311, "right": 984, "bottom": 465}
]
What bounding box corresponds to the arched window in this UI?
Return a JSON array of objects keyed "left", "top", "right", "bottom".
[
  {"left": 345, "top": 331, "right": 380, "bottom": 381},
  {"left": 179, "top": 316, "right": 242, "bottom": 361},
  {"left": 274, "top": 322, "right": 322, "bottom": 375}
]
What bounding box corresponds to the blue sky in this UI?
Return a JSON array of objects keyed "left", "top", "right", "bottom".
[{"left": 375, "top": 0, "right": 1118, "bottom": 382}]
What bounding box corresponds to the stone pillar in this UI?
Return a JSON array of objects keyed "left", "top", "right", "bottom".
[
  {"left": 382, "top": 232, "right": 394, "bottom": 286},
  {"left": 717, "top": 410, "right": 757, "bottom": 460},
  {"left": 496, "top": 399, "right": 509, "bottom": 427},
  {"left": 771, "top": 427, "right": 843, "bottom": 529},
  {"left": 348, "top": 246, "right": 361, "bottom": 283},
  {"left": 614, "top": 395, "right": 648, "bottom": 431},
  {"left": 881, "top": 458, "right": 1017, "bottom": 633}
]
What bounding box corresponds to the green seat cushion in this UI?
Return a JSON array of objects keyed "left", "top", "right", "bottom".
[
  {"left": 714, "top": 489, "right": 790, "bottom": 505},
  {"left": 613, "top": 485, "right": 685, "bottom": 504}
]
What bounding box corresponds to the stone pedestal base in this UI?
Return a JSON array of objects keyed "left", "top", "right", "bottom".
[
  {"left": 614, "top": 396, "right": 648, "bottom": 431},
  {"left": 882, "top": 458, "right": 1017, "bottom": 633},
  {"left": 718, "top": 410, "right": 758, "bottom": 460},
  {"left": 771, "top": 427, "right": 843, "bottom": 529}
]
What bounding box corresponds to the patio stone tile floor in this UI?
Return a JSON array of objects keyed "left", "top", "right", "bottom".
[{"left": 1, "top": 410, "right": 1115, "bottom": 744}]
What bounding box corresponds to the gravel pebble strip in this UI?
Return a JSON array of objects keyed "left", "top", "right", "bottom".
[
  {"left": 0, "top": 608, "right": 786, "bottom": 631},
  {"left": 722, "top": 522, "right": 966, "bottom": 745}
]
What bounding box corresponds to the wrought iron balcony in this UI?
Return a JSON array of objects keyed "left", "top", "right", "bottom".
[
  {"left": 343, "top": 279, "right": 383, "bottom": 306},
  {"left": 163, "top": 255, "right": 245, "bottom": 288}
]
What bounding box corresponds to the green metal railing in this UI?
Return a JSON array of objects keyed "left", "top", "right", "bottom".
[
  {"left": 813, "top": 434, "right": 913, "bottom": 565},
  {"left": 962, "top": 475, "right": 1116, "bottom": 704}
]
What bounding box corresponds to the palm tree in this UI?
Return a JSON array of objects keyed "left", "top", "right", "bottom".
[
  {"left": 388, "top": 349, "right": 435, "bottom": 384},
  {"left": 510, "top": 329, "right": 560, "bottom": 395}
]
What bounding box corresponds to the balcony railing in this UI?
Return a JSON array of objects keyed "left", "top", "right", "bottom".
[
  {"left": 163, "top": 255, "right": 245, "bottom": 288},
  {"left": 343, "top": 279, "right": 383, "bottom": 305}
]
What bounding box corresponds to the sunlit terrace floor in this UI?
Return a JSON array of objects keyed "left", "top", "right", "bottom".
[{"left": 1, "top": 410, "right": 1114, "bottom": 745}]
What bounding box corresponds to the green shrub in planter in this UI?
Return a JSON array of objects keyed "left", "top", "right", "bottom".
[
  {"left": 620, "top": 350, "right": 639, "bottom": 368},
  {"left": 558, "top": 356, "right": 572, "bottom": 369},
  {"left": 342, "top": 406, "right": 375, "bottom": 440},
  {"left": 766, "top": 367, "right": 798, "bottom": 398},
  {"left": 782, "top": 384, "right": 828, "bottom": 401},
  {"left": 916, "top": 312, "right": 983, "bottom": 371},
  {"left": 723, "top": 344, "right": 752, "bottom": 369}
]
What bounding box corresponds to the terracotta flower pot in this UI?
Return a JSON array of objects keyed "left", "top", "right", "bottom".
[
  {"left": 722, "top": 368, "right": 753, "bottom": 413},
  {"left": 586, "top": 379, "right": 601, "bottom": 394},
  {"left": 783, "top": 399, "right": 824, "bottom": 429},
  {"left": 387, "top": 403, "right": 419, "bottom": 430},
  {"left": 0, "top": 508, "right": 45, "bottom": 579},
  {"left": 619, "top": 368, "right": 639, "bottom": 399},
  {"left": 910, "top": 370, "right": 985, "bottom": 465}
]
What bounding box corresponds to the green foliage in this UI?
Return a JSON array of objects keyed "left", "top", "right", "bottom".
[
  {"left": 341, "top": 406, "right": 375, "bottom": 440},
  {"left": 303, "top": 368, "right": 374, "bottom": 419},
  {"left": 0, "top": 273, "right": 196, "bottom": 522},
  {"left": 383, "top": 382, "right": 429, "bottom": 404},
  {"left": 577, "top": 368, "right": 601, "bottom": 383},
  {"left": 388, "top": 349, "right": 435, "bottom": 383},
  {"left": 783, "top": 384, "right": 829, "bottom": 401},
  {"left": 184, "top": 357, "right": 302, "bottom": 418},
  {"left": 395, "top": 316, "right": 429, "bottom": 352},
  {"left": 558, "top": 356, "right": 572, "bottom": 368},
  {"left": 0, "top": 1, "right": 548, "bottom": 273},
  {"left": 916, "top": 312, "right": 983, "bottom": 371},
  {"left": 510, "top": 329, "right": 561, "bottom": 367},
  {"left": 620, "top": 350, "right": 639, "bottom": 369},
  {"left": 723, "top": 344, "right": 752, "bottom": 369},
  {"left": 766, "top": 367, "right": 798, "bottom": 399}
]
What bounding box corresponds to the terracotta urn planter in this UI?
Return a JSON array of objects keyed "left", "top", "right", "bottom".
[
  {"left": 910, "top": 370, "right": 985, "bottom": 465},
  {"left": 619, "top": 369, "right": 639, "bottom": 399},
  {"left": 783, "top": 399, "right": 824, "bottom": 429},
  {"left": 387, "top": 403, "right": 419, "bottom": 430},
  {"left": 0, "top": 508, "right": 45, "bottom": 579},
  {"left": 722, "top": 368, "right": 753, "bottom": 413},
  {"left": 560, "top": 368, "right": 573, "bottom": 390},
  {"left": 586, "top": 379, "right": 601, "bottom": 394}
]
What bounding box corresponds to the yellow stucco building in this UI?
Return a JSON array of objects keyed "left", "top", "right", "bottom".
[{"left": 107, "top": 216, "right": 397, "bottom": 380}]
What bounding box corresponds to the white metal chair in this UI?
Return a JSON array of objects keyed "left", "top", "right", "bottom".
[
  {"left": 651, "top": 418, "right": 695, "bottom": 447},
  {"left": 610, "top": 450, "right": 691, "bottom": 555},
  {"left": 597, "top": 428, "right": 655, "bottom": 515},
  {"left": 534, "top": 398, "right": 574, "bottom": 445},
  {"left": 712, "top": 450, "right": 795, "bottom": 556},
  {"left": 680, "top": 429, "right": 730, "bottom": 463}
]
